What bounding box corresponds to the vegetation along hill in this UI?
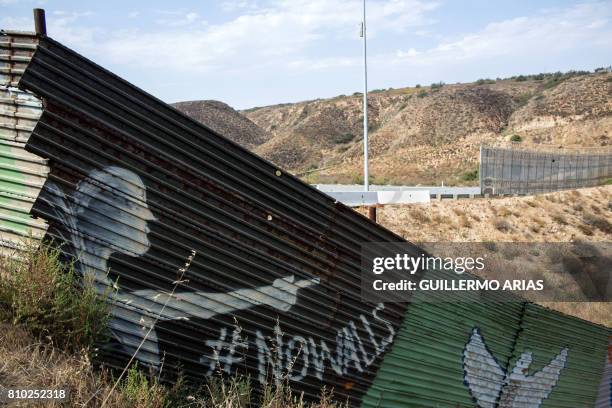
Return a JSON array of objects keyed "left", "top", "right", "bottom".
[{"left": 175, "top": 70, "right": 612, "bottom": 186}]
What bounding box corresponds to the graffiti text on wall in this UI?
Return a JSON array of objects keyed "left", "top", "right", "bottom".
[{"left": 201, "top": 303, "right": 395, "bottom": 384}]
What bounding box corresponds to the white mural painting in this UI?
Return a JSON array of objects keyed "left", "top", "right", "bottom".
[
  {"left": 200, "top": 303, "right": 396, "bottom": 384},
  {"left": 40, "top": 166, "right": 319, "bottom": 366},
  {"left": 463, "top": 328, "right": 568, "bottom": 408}
]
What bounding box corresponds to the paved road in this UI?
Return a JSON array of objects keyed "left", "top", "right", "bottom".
[{"left": 314, "top": 184, "right": 482, "bottom": 198}]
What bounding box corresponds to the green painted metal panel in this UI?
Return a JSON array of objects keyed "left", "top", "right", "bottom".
[
  {"left": 363, "top": 269, "right": 525, "bottom": 407},
  {"left": 0, "top": 30, "right": 48, "bottom": 252},
  {"left": 513, "top": 304, "right": 609, "bottom": 408},
  {"left": 595, "top": 336, "right": 611, "bottom": 407},
  {"left": 363, "top": 267, "right": 609, "bottom": 407}
]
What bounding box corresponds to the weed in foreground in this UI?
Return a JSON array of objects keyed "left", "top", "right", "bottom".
[
  {"left": 0, "top": 241, "right": 345, "bottom": 407},
  {"left": 0, "top": 240, "right": 111, "bottom": 351}
]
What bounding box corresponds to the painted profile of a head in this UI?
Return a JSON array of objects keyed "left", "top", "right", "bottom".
[{"left": 73, "top": 166, "right": 156, "bottom": 259}]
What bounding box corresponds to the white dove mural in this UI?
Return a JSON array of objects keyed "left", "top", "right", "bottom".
[{"left": 463, "top": 328, "right": 568, "bottom": 408}]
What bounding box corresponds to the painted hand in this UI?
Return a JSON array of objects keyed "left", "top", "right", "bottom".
[{"left": 270, "top": 275, "right": 320, "bottom": 311}]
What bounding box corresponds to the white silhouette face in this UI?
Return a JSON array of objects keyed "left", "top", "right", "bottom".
[{"left": 75, "top": 166, "right": 156, "bottom": 257}]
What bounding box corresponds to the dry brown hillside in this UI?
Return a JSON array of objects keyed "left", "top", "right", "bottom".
[
  {"left": 506, "top": 73, "right": 612, "bottom": 147},
  {"left": 358, "top": 185, "right": 612, "bottom": 326},
  {"left": 175, "top": 71, "right": 611, "bottom": 185},
  {"left": 173, "top": 100, "right": 270, "bottom": 149},
  {"left": 245, "top": 72, "right": 611, "bottom": 185}
]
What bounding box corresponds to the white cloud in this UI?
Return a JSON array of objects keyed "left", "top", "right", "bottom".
[
  {"left": 396, "top": 47, "right": 418, "bottom": 58},
  {"left": 0, "top": 16, "right": 31, "bottom": 30},
  {"left": 220, "top": 0, "right": 261, "bottom": 12},
  {"left": 62, "top": 0, "right": 439, "bottom": 74},
  {"left": 2, "top": 0, "right": 610, "bottom": 107},
  {"left": 273, "top": 2, "right": 612, "bottom": 75},
  {"left": 388, "top": 2, "right": 612, "bottom": 67},
  {"left": 154, "top": 10, "right": 206, "bottom": 27}
]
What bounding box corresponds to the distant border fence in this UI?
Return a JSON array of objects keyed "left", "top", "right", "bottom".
[{"left": 480, "top": 145, "right": 612, "bottom": 196}]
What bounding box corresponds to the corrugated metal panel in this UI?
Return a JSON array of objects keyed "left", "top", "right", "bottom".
[
  {"left": 514, "top": 304, "right": 609, "bottom": 408},
  {"left": 18, "top": 35, "right": 418, "bottom": 405},
  {"left": 365, "top": 291, "right": 610, "bottom": 407},
  {"left": 363, "top": 269, "right": 525, "bottom": 407},
  {"left": 15, "top": 33, "right": 610, "bottom": 406},
  {"left": 0, "top": 30, "right": 48, "bottom": 252},
  {"left": 595, "top": 336, "right": 611, "bottom": 408}
]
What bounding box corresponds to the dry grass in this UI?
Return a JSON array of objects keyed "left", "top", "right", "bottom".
[
  {"left": 358, "top": 185, "right": 612, "bottom": 325},
  {"left": 408, "top": 205, "right": 430, "bottom": 223},
  {"left": 372, "top": 186, "right": 611, "bottom": 243},
  {"left": 0, "top": 324, "right": 345, "bottom": 408},
  {"left": 0, "top": 324, "right": 128, "bottom": 407},
  {"left": 0, "top": 242, "right": 345, "bottom": 407},
  {"left": 551, "top": 212, "right": 567, "bottom": 225},
  {"left": 493, "top": 218, "right": 512, "bottom": 232},
  {"left": 0, "top": 241, "right": 110, "bottom": 351}
]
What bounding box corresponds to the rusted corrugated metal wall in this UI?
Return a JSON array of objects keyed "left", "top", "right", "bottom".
[
  {"left": 0, "top": 31, "right": 48, "bottom": 253},
  {"left": 11, "top": 33, "right": 611, "bottom": 407},
  {"left": 18, "top": 35, "right": 417, "bottom": 405}
]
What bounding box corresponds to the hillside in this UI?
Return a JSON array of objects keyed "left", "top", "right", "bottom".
[
  {"left": 358, "top": 185, "right": 612, "bottom": 326},
  {"left": 175, "top": 71, "right": 611, "bottom": 185},
  {"left": 172, "top": 100, "right": 270, "bottom": 150}
]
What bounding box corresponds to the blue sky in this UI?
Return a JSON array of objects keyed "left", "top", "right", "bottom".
[{"left": 2, "top": 0, "right": 611, "bottom": 109}]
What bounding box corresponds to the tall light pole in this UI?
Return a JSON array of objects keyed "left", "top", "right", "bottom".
[{"left": 360, "top": 0, "right": 369, "bottom": 192}]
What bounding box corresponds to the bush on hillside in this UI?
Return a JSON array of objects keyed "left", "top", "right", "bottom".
[{"left": 462, "top": 168, "right": 479, "bottom": 182}]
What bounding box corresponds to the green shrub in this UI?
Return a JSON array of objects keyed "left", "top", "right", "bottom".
[
  {"left": 543, "top": 77, "right": 562, "bottom": 89},
  {"left": 415, "top": 84, "right": 421, "bottom": 88},
  {"left": 351, "top": 173, "right": 364, "bottom": 185},
  {"left": 430, "top": 81, "right": 444, "bottom": 89},
  {"left": 417, "top": 90, "right": 428, "bottom": 98},
  {"left": 514, "top": 93, "right": 533, "bottom": 107},
  {"left": 334, "top": 132, "right": 355, "bottom": 144},
  {"left": 0, "top": 240, "right": 111, "bottom": 351},
  {"left": 510, "top": 134, "right": 522, "bottom": 142},
  {"left": 583, "top": 213, "right": 612, "bottom": 234},
  {"left": 475, "top": 78, "right": 495, "bottom": 85},
  {"left": 372, "top": 174, "right": 388, "bottom": 185},
  {"left": 462, "top": 168, "right": 479, "bottom": 181}
]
